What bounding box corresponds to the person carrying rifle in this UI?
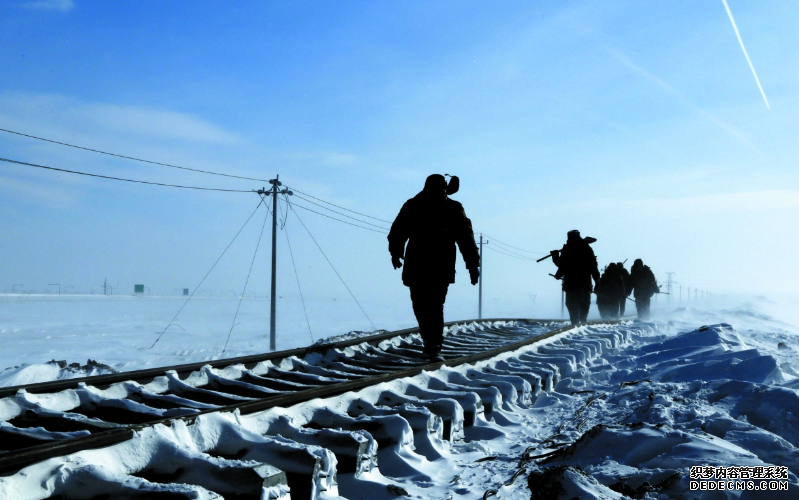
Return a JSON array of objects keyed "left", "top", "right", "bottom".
[
  {"left": 550, "top": 230, "right": 600, "bottom": 325},
  {"left": 388, "top": 174, "right": 480, "bottom": 362},
  {"left": 629, "top": 258, "right": 659, "bottom": 320}
]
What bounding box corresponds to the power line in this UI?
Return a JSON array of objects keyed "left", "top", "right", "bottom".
[
  {"left": 485, "top": 243, "right": 540, "bottom": 260},
  {"left": 0, "top": 126, "right": 394, "bottom": 223},
  {"left": 292, "top": 192, "right": 390, "bottom": 231},
  {"left": 0, "top": 127, "right": 272, "bottom": 183},
  {"left": 285, "top": 184, "right": 392, "bottom": 224},
  {"left": 485, "top": 244, "right": 538, "bottom": 261},
  {"left": 290, "top": 199, "right": 389, "bottom": 234},
  {"left": 482, "top": 233, "right": 545, "bottom": 255},
  {"left": 0, "top": 156, "right": 252, "bottom": 193}
]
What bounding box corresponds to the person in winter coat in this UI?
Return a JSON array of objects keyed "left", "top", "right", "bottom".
[
  {"left": 629, "top": 258, "right": 659, "bottom": 320},
  {"left": 550, "top": 230, "right": 600, "bottom": 325},
  {"left": 596, "top": 263, "right": 626, "bottom": 319},
  {"left": 617, "top": 262, "right": 632, "bottom": 316},
  {"left": 388, "top": 174, "right": 480, "bottom": 362}
]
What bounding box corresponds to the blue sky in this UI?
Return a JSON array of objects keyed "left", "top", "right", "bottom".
[{"left": 1, "top": 0, "right": 798, "bottom": 321}]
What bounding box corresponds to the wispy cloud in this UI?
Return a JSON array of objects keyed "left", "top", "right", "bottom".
[
  {"left": 608, "top": 49, "right": 753, "bottom": 149},
  {"left": 80, "top": 102, "right": 241, "bottom": 144},
  {"left": 22, "top": 0, "right": 74, "bottom": 12},
  {"left": 0, "top": 92, "right": 241, "bottom": 144},
  {"left": 0, "top": 173, "right": 77, "bottom": 208},
  {"left": 721, "top": 0, "right": 770, "bottom": 110}
]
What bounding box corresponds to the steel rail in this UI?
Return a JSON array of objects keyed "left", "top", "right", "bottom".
[
  {"left": 0, "top": 317, "right": 561, "bottom": 398},
  {"left": 0, "top": 318, "right": 617, "bottom": 474}
]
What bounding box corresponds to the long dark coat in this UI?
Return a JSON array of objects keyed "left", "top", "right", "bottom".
[
  {"left": 630, "top": 265, "right": 659, "bottom": 299},
  {"left": 552, "top": 239, "right": 600, "bottom": 292},
  {"left": 388, "top": 193, "right": 480, "bottom": 287},
  {"left": 597, "top": 266, "right": 626, "bottom": 305}
]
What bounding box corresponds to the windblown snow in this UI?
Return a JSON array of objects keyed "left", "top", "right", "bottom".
[{"left": 0, "top": 295, "right": 798, "bottom": 499}]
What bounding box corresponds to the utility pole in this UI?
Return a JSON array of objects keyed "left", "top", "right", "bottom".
[
  {"left": 477, "top": 234, "right": 488, "bottom": 319},
  {"left": 259, "top": 175, "right": 293, "bottom": 351},
  {"left": 665, "top": 273, "right": 675, "bottom": 303},
  {"left": 103, "top": 278, "right": 108, "bottom": 296}
]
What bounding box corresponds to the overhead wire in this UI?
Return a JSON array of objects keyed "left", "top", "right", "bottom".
[
  {"left": 481, "top": 233, "right": 546, "bottom": 255},
  {"left": 0, "top": 156, "right": 252, "bottom": 192},
  {"left": 151, "top": 196, "right": 266, "bottom": 349},
  {"left": 280, "top": 194, "right": 314, "bottom": 343},
  {"left": 222, "top": 195, "right": 271, "bottom": 354},
  {"left": 484, "top": 244, "right": 539, "bottom": 261},
  {"left": 0, "top": 127, "right": 272, "bottom": 183},
  {"left": 0, "top": 126, "right": 393, "bottom": 224},
  {"left": 291, "top": 192, "right": 390, "bottom": 231},
  {"left": 288, "top": 202, "right": 378, "bottom": 331},
  {"left": 290, "top": 200, "right": 389, "bottom": 234},
  {"left": 285, "top": 184, "right": 392, "bottom": 224}
]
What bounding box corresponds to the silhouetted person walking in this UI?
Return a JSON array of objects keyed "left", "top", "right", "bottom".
[
  {"left": 629, "top": 258, "right": 659, "bottom": 320},
  {"left": 550, "top": 230, "right": 600, "bottom": 325},
  {"left": 596, "top": 262, "right": 626, "bottom": 319},
  {"left": 388, "top": 174, "right": 480, "bottom": 362}
]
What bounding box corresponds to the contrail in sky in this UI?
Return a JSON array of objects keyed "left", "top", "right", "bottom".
[{"left": 721, "top": 0, "right": 770, "bottom": 110}]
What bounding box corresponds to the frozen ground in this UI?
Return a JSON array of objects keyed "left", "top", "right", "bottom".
[
  {"left": 0, "top": 294, "right": 415, "bottom": 386},
  {"left": 1, "top": 294, "right": 798, "bottom": 499}
]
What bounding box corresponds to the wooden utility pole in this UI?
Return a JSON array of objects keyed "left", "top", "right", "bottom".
[
  {"left": 478, "top": 234, "right": 484, "bottom": 319},
  {"left": 260, "top": 176, "right": 293, "bottom": 351}
]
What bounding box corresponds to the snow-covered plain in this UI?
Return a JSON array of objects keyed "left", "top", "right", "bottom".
[{"left": 1, "top": 294, "right": 799, "bottom": 499}]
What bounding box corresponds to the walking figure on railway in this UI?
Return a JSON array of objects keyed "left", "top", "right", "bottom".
[
  {"left": 617, "top": 262, "right": 632, "bottom": 316},
  {"left": 595, "top": 263, "right": 626, "bottom": 319},
  {"left": 550, "top": 230, "right": 600, "bottom": 325},
  {"left": 388, "top": 174, "right": 480, "bottom": 362},
  {"left": 629, "top": 258, "right": 659, "bottom": 320}
]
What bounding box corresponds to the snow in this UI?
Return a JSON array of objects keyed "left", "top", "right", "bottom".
[{"left": 0, "top": 294, "right": 798, "bottom": 499}]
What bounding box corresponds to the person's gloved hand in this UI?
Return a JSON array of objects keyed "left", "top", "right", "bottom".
[
  {"left": 391, "top": 255, "right": 403, "bottom": 269},
  {"left": 469, "top": 267, "right": 480, "bottom": 285},
  {"left": 550, "top": 250, "right": 559, "bottom": 258}
]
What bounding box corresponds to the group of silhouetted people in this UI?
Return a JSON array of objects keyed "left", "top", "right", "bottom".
[
  {"left": 387, "top": 174, "right": 661, "bottom": 360},
  {"left": 548, "top": 229, "right": 659, "bottom": 325}
]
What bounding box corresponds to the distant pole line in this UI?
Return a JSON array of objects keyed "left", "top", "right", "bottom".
[{"left": 0, "top": 156, "right": 252, "bottom": 192}]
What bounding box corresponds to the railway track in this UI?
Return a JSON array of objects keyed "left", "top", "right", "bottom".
[{"left": 0, "top": 317, "right": 628, "bottom": 499}]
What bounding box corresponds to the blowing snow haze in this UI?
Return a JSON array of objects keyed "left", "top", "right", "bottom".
[{"left": 1, "top": 1, "right": 799, "bottom": 325}]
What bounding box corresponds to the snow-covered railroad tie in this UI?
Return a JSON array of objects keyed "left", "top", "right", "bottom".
[{"left": 0, "top": 318, "right": 627, "bottom": 499}]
